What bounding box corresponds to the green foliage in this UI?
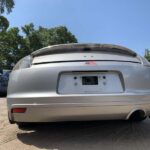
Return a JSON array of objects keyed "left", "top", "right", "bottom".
[
  {"left": 0, "top": 27, "right": 24, "bottom": 68},
  {"left": 23, "top": 25, "right": 77, "bottom": 52},
  {"left": 0, "top": 16, "right": 9, "bottom": 31},
  {"left": 144, "top": 49, "right": 150, "bottom": 62},
  {"left": 0, "top": 0, "right": 13, "bottom": 39},
  {"left": 0, "top": 24, "right": 78, "bottom": 69},
  {"left": 0, "top": 0, "right": 14, "bottom": 37},
  {"left": 0, "top": 0, "right": 15, "bottom": 14},
  {"left": 145, "top": 55, "right": 150, "bottom": 62},
  {"left": 21, "top": 23, "right": 35, "bottom": 36},
  {"left": 0, "top": 0, "right": 78, "bottom": 69}
]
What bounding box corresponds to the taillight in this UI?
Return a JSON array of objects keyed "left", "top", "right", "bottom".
[{"left": 11, "top": 108, "right": 26, "bottom": 113}]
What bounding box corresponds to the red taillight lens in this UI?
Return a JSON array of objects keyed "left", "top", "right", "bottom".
[{"left": 11, "top": 108, "right": 26, "bottom": 113}]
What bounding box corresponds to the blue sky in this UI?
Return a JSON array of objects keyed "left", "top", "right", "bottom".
[{"left": 5, "top": 0, "right": 150, "bottom": 56}]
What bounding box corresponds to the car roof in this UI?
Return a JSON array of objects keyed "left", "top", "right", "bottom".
[{"left": 31, "top": 43, "right": 137, "bottom": 57}]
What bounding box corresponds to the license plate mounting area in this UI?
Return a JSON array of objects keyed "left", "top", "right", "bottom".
[{"left": 58, "top": 72, "right": 123, "bottom": 94}]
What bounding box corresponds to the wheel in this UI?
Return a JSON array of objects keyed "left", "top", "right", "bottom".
[
  {"left": 0, "top": 92, "right": 2, "bottom": 97},
  {"left": 0, "top": 92, "right": 6, "bottom": 97},
  {"left": 8, "top": 112, "right": 15, "bottom": 124}
]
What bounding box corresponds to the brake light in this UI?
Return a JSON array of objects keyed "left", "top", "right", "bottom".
[{"left": 11, "top": 108, "right": 26, "bottom": 113}]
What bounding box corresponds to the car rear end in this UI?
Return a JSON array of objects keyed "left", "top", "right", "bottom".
[{"left": 7, "top": 44, "right": 150, "bottom": 123}]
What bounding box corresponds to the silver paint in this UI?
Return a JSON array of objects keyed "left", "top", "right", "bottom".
[{"left": 7, "top": 44, "right": 150, "bottom": 122}]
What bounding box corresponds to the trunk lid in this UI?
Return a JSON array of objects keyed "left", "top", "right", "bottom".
[
  {"left": 31, "top": 44, "right": 140, "bottom": 64},
  {"left": 32, "top": 52, "right": 141, "bottom": 65}
]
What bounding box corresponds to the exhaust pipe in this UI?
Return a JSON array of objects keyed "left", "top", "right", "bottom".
[{"left": 127, "top": 109, "right": 146, "bottom": 122}]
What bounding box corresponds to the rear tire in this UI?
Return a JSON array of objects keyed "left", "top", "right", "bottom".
[
  {"left": 8, "top": 113, "right": 15, "bottom": 124},
  {"left": 0, "top": 92, "right": 7, "bottom": 97}
]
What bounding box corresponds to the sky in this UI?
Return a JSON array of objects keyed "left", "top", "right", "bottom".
[{"left": 5, "top": 0, "right": 150, "bottom": 56}]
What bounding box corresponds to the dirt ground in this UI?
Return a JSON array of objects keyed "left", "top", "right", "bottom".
[{"left": 1, "top": 98, "right": 150, "bottom": 150}]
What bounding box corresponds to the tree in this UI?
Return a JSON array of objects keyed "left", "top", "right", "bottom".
[
  {"left": 0, "top": 0, "right": 15, "bottom": 32},
  {"left": 0, "top": 15, "right": 9, "bottom": 31},
  {"left": 0, "top": 24, "right": 78, "bottom": 69},
  {"left": 0, "top": 0, "right": 15, "bottom": 69},
  {"left": 0, "top": 27, "right": 25, "bottom": 69},
  {"left": 144, "top": 49, "right": 150, "bottom": 62},
  {"left": 23, "top": 25, "right": 78, "bottom": 52},
  {"left": 22, "top": 23, "right": 35, "bottom": 36},
  {"left": 145, "top": 56, "right": 150, "bottom": 62},
  {"left": 0, "top": 0, "right": 15, "bottom": 14}
]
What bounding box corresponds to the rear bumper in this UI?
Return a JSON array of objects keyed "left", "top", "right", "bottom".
[{"left": 7, "top": 93, "right": 150, "bottom": 122}]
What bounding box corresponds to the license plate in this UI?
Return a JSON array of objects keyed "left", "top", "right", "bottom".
[{"left": 58, "top": 72, "right": 123, "bottom": 94}]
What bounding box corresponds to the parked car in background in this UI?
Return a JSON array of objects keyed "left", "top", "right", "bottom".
[
  {"left": 0, "top": 70, "right": 11, "bottom": 96},
  {"left": 7, "top": 43, "right": 150, "bottom": 127},
  {"left": 0, "top": 67, "right": 2, "bottom": 74}
]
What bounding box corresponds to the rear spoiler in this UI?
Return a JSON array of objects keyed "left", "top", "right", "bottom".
[{"left": 31, "top": 43, "right": 137, "bottom": 57}]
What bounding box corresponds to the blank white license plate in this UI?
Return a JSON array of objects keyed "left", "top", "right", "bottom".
[{"left": 58, "top": 72, "right": 123, "bottom": 94}]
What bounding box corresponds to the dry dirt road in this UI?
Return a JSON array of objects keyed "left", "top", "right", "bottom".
[{"left": 1, "top": 98, "right": 150, "bottom": 150}]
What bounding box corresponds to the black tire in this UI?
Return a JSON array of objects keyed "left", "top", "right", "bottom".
[
  {"left": 0, "top": 92, "right": 7, "bottom": 97},
  {"left": 0, "top": 92, "right": 2, "bottom": 97},
  {"left": 8, "top": 113, "right": 15, "bottom": 124}
]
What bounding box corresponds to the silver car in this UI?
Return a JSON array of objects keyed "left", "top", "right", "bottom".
[{"left": 7, "top": 43, "right": 150, "bottom": 126}]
